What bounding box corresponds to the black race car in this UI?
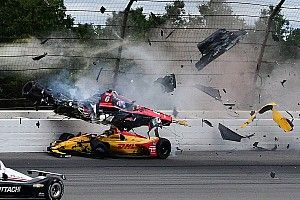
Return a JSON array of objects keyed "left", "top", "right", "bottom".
[
  {"left": 195, "top": 28, "right": 247, "bottom": 70},
  {"left": 0, "top": 160, "right": 65, "bottom": 200}
]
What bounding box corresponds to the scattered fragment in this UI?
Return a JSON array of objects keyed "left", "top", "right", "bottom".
[
  {"left": 147, "top": 39, "right": 151, "bottom": 46},
  {"left": 218, "top": 123, "right": 253, "bottom": 142},
  {"left": 280, "top": 79, "right": 287, "bottom": 87},
  {"left": 272, "top": 110, "right": 294, "bottom": 132},
  {"left": 223, "top": 103, "right": 235, "bottom": 107},
  {"left": 228, "top": 106, "right": 232, "bottom": 110},
  {"left": 32, "top": 52, "right": 47, "bottom": 61},
  {"left": 263, "top": 135, "right": 266, "bottom": 137},
  {"left": 160, "top": 30, "right": 164, "bottom": 37},
  {"left": 154, "top": 74, "right": 176, "bottom": 93},
  {"left": 287, "top": 144, "right": 290, "bottom": 149},
  {"left": 172, "top": 107, "right": 179, "bottom": 118},
  {"left": 271, "top": 144, "right": 277, "bottom": 151},
  {"left": 253, "top": 142, "right": 277, "bottom": 151},
  {"left": 19, "top": 118, "right": 21, "bottom": 124},
  {"left": 194, "top": 84, "right": 221, "bottom": 100},
  {"left": 100, "top": 6, "right": 106, "bottom": 14},
  {"left": 176, "top": 147, "right": 183, "bottom": 153},
  {"left": 40, "top": 38, "right": 49, "bottom": 44},
  {"left": 241, "top": 102, "right": 294, "bottom": 132},
  {"left": 270, "top": 171, "right": 276, "bottom": 178},
  {"left": 222, "top": 89, "right": 227, "bottom": 93},
  {"left": 240, "top": 113, "right": 256, "bottom": 128},
  {"left": 202, "top": 119, "right": 213, "bottom": 127},
  {"left": 36, "top": 121, "right": 40, "bottom": 128},
  {"left": 165, "top": 29, "right": 175, "bottom": 39},
  {"left": 258, "top": 102, "right": 277, "bottom": 114},
  {"left": 275, "top": 137, "right": 278, "bottom": 141},
  {"left": 180, "top": 65, "right": 183, "bottom": 68},
  {"left": 195, "top": 29, "right": 247, "bottom": 71},
  {"left": 96, "top": 67, "right": 103, "bottom": 82}
]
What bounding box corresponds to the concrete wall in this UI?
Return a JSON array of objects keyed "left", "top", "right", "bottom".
[{"left": 0, "top": 110, "right": 300, "bottom": 152}]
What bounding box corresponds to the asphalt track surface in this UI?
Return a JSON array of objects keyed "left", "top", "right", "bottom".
[{"left": 2, "top": 151, "right": 300, "bottom": 200}]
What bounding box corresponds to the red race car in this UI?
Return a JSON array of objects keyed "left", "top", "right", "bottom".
[{"left": 22, "top": 81, "right": 173, "bottom": 133}]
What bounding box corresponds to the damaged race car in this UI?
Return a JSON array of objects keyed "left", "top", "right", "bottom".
[
  {"left": 48, "top": 127, "right": 172, "bottom": 159},
  {"left": 195, "top": 28, "right": 247, "bottom": 71},
  {"left": 22, "top": 81, "right": 176, "bottom": 131},
  {"left": 0, "top": 160, "right": 65, "bottom": 200}
]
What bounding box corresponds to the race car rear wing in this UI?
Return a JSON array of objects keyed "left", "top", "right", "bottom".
[{"left": 27, "top": 170, "right": 66, "bottom": 180}]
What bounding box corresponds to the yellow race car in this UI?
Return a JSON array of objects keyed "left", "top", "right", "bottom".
[{"left": 48, "top": 128, "right": 172, "bottom": 159}]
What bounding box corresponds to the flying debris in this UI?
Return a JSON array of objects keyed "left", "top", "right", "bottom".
[
  {"left": 241, "top": 102, "right": 294, "bottom": 132},
  {"left": 287, "top": 144, "right": 290, "bottom": 149},
  {"left": 160, "top": 30, "right": 164, "bottom": 37},
  {"left": 32, "top": 52, "right": 47, "bottom": 61},
  {"left": 154, "top": 74, "right": 176, "bottom": 93},
  {"left": 147, "top": 38, "right": 152, "bottom": 46},
  {"left": 96, "top": 67, "right": 103, "bottom": 82},
  {"left": 165, "top": 29, "right": 175, "bottom": 39},
  {"left": 202, "top": 119, "right": 213, "bottom": 127},
  {"left": 270, "top": 171, "right": 276, "bottom": 178},
  {"left": 40, "top": 38, "right": 49, "bottom": 44},
  {"left": 194, "top": 84, "right": 221, "bottom": 100},
  {"left": 100, "top": 6, "right": 106, "bottom": 13},
  {"left": 258, "top": 102, "right": 277, "bottom": 114},
  {"left": 172, "top": 107, "right": 179, "bottom": 118},
  {"left": 36, "top": 121, "right": 40, "bottom": 128},
  {"left": 195, "top": 28, "right": 247, "bottom": 70},
  {"left": 253, "top": 142, "right": 277, "bottom": 151},
  {"left": 218, "top": 123, "right": 254, "bottom": 142},
  {"left": 280, "top": 79, "right": 287, "bottom": 87},
  {"left": 222, "top": 89, "right": 227, "bottom": 93}
]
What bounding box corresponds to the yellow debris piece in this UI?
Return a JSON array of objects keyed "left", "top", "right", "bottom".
[{"left": 272, "top": 110, "right": 294, "bottom": 132}]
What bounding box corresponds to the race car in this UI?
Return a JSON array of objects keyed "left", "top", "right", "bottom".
[
  {"left": 22, "top": 81, "right": 175, "bottom": 131},
  {"left": 195, "top": 28, "right": 247, "bottom": 70},
  {"left": 48, "top": 127, "right": 172, "bottom": 159},
  {"left": 0, "top": 160, "right": 65, "bottom": 200}
]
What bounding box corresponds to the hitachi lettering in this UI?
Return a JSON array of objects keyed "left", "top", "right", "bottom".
[{"left": 0, "top": 186, "right": 21, "bottom": 193}]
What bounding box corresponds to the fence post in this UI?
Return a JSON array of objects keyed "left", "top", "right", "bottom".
[{"left": 112, "top": 0, "right": 135, "bottom": 89}]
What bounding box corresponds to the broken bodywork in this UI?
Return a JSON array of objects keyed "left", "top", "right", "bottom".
[
  {"left": 154, "top": 74, "right": 176, "bottom": 93},
  {"left": 22, "top": 81, "right": 183, "bottom": 132},
  {"left": 218, "top": 123, "right": 255, "bottom": 142},
  {"left": 195, "top": 29, "right": 247, "bottom": 70},
  {"left": 241, "top": 103, "right": 294, "bottom": 132},
  {"left": 48, "top": 128, "right": 172, "bottom": 159}
]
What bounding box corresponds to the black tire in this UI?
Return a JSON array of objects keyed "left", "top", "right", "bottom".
[
  {"left": 45, "top": 177, "right": 64, "bottom": 200},
  {"left": 59, "top": 133, "right": 74, "bottom": 141},
  {"left": 90, "top": 139, "right": 108, "bottom": 157},
  {"left": 156, "top": 138, "right": 171, "bottom": 159}
]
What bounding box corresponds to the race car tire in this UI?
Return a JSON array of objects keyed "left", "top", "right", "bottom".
[
  {"left": 45, "top": 177, "right": 64, "bottom": 200},
  {"left": 90, "top": 139, "right": 108, "bottom": 157},
  {"left": 59, "top": 133, "right": 74, "bottom": 141},
  {"left": 156, "top": 138, "right": 171, "bottom": 159}
]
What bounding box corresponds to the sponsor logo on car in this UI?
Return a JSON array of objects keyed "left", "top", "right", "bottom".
[
  {"left": 117, "top": 144, "right": 139, "bottom": 149},
  {"left": 0, "top": 186, "right": 21, "bottom": 193}
]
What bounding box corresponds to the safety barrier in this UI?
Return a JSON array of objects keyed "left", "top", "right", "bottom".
[{"left": 0, "top": 110, "right": 299, "bottom": 152}]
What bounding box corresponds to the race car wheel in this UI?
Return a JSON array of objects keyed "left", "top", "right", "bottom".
[
  {"left": 90, "top": 139, "right": 108, "bottom": 157},
  {"left": 59, "top": 133, "right": 74, "bottom": 141},
  {"left": 156, "top": 138, "right": 171, "bottom": 159},
  {"left": 45, "top": 177, "right": 64, "bottom": 200}
]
